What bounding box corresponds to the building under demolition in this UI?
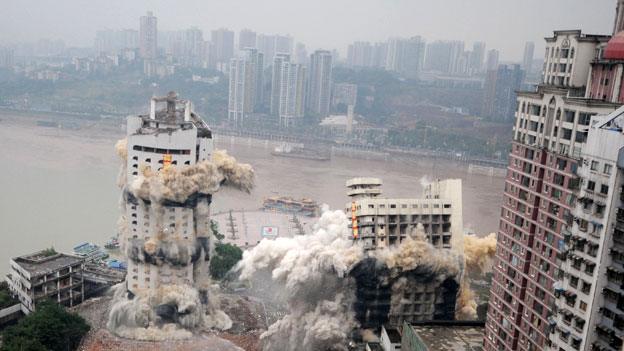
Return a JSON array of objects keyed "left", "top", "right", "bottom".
[
  {"left": 108, "top": 92, "right": 254, "bottom": 340},
  {"left": 346, "top": 178, "right": 465, "bottom": 328}
]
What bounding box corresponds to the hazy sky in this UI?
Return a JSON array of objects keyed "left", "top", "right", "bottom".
[{"left": 1, "top": 0, "right": 616, "bottom": 61}]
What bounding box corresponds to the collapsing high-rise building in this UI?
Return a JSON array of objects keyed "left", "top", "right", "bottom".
[
  {"left": 107, "top": 92, "right": 254, "bottom": 340},
  {"left": 346, "top": 178, "right": 465, "bottom": 328}
]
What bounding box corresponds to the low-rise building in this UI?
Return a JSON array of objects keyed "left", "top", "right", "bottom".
[{"left": 5, "top": 250, "right": 84, "bottom": 314}]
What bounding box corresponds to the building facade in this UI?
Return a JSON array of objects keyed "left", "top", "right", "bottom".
[
  {"left": 484, "top": 28, "right": 622, "bottom": 351},
  {"left": 523, "top": 42, "right": 536, "bottom": 76},
  {"left": 122, "top": 93, "right": 213, "bottom": 296},
  {"left": 549, "top": 107, "right": 624, "bottom": 351},
  {"left": 6, "top": 250, "right": 84, "bottom": 314},
  {"left": 306, "top": 49, "right": 333, "bottom": 119},
  {"left": 486, "top": 49, "right": 500, "bottom": 72},
  {"left": 345, "top": 177, "right": 463, "bottom": 251},
  {"left": 482, "top": 64, "right": 525, "bottom": 121},
  {"left": 238, "top": 29, "right": 257, "bottom": 51},
  {"left": 278, "top": 61, "right": 306, "bottom": 127},
  {"left": 139, "top": 11, "right": 157, "bottom": 60},
  {"left": 211, "top": 28, "right": 235, "bottom": 65}
]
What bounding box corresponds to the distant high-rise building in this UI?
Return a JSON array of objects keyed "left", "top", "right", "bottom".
[
  {"left": 238, "top": 29, "right": 257, "bottom": 50},
  {"left": 278, "top": 62, "right": 306, "bottom": 127},
  {"left": 139, "top": 11, "right": 158, "bottom": 60},
  {"left": 424, "top": 40, "right": 465, "bottom": 75},
  {"left": 95, "top": 29, "right": 138, "bottom": 54},
  {"left": 0, "top": 47, "right": 15, "bottom": 68},
  {"left": 385, "top": 37, "right": 426, "bottom": 79},
  {"left": 372, "top": 42, "right": 388, "bottom": 68},
  {"left": 306, "top": 50, "right": 333, "bottom": 119},
  {"left": 522, "top": 42, "right": 535, "bottom": 75},
  {"left": 482, "top": 64, "right": 524, "bottom": 121},
  {"left": 228, "top": 48, "right": 264, "bottom": 124},
  {"left": 228, "top": 58, "right": 251, "bottom": 124},
  {"left": 270, "top": 54, "right": 291, "bottom": 116},
  {"left": 294, "top": 42, "right": 307, "bottom": 64},
  {"left": 211, "top": 28, "right": 235, "bottom": 64},
  {"left": 485, "top": 49, "right": 500, "bottom": 71},
  {"left": 347, "top": 41, "right": 374, "bottom": 68},
  {"left": 245, "top": 48, "right": 264, "bottom": 111},
  {"left": 258, "top": 34, "right": 293, "bottom": 67},
  {"left": 470, "top": 41, "right": 486, "bottom": 74}
]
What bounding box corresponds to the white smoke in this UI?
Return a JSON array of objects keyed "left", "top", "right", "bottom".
[
  {"left": 236, "top": 207, "right": 465, "bottom": 350},
  {"left": 237, "top": 206, "right": 362, "bottom": 350},
  {"left": 130, "top": 149, "right": 254, "bottom": 204}
]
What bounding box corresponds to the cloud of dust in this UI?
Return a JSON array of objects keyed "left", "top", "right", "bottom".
[
  {"left": 456, "top": 232, "right": 497, "bottom": 320},
  {"left": 237, "top": 207, "right": 468, "bottom": 350},
  {"left": 130, "top": 149, "right": 254, "bottom": 204},
  {"left": 464, "top": 233, "right": 497, "bottom": 274}
]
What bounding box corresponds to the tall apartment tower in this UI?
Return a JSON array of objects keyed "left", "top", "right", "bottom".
[
  {"left": 470, "top": 41, "right": 486, "bottom": 74},
  {"left": 228, "top": 48, "right": 264, "bottom": 125},
  {"left": 486, "top": 49, "right": 500, "bottom": 71},
  {"left": 482, "top": 64, "right": 525, "bottom": 121},
  {"left": 548, "top": 106, "right": 624, "bottom": 351},
  {"left": 238, "top": 29, "right": 257, "bottom": 51},
  {"left": 306, "top": 49, "right": 333, "bottom": 119},
  {"left": 483, "top": 29, "right": 619, "bottom": 351},
  {"left": 122, "top": 92, "right": 213, "bottom": 297},
  {"left": 385, "top": 37, "right": 426, "bottom": 79},
  {"left": 228, "top": 58, "right": 250, "bottom": 124},
  {"left": 211, "top": 28, "right": 235, "bottom": 65},
  {"left": 139, "top": 11, "right": 157, "bottom": 60},
  {"left": 278, "top": 62, "right": 306, "bottom": 128},
  {"left": 523, "top": 42, "right": 536, "bottom": 75},
  {"left": 270, "top": 53, "right": 291, "bottom": 117}
]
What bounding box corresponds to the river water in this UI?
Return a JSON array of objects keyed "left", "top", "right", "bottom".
[{"left": 0, "top": 113, "right": 505, "bottom": 275}]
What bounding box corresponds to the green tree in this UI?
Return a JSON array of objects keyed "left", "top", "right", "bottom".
[
  {"left": 210, "top": 242, "right": 243, "bottom": 280},
  {"left": 1, "top": 300, "right": 90, "bottom": 351},
  {"left": 210, "top": 220, "right": 224, "bottom": 241}
]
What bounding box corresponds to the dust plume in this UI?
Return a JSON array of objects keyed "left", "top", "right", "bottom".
[
  {"left": 130, "top": 149, "right": 254, "bottom": 204},
  {"left": 464, "top": 233, "right": 497, "bottom": 274},
  {"left": 236, "top": 207, "right": 466, "bottom": 350},
  {"left": 456, "top": 280, "right": 478, "bottom": 320},
  {"left": 456, "top": 233, "right": 497, "bottom": 320}
]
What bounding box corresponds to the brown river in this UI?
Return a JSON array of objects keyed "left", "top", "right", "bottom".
[{"left": 0, "top": 112, "right": 505, "bottom": 274}]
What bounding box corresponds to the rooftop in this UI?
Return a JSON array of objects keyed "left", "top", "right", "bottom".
[
  {"left": 409, "top": 324, "right": 485, "bottom": 351},
  {"left": 12, "top": 251, "right": 84, "bottom": 277}
]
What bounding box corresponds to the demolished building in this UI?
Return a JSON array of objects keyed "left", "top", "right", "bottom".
[{"left": 346, "top": 178, "right": 465, "bottom": 327}]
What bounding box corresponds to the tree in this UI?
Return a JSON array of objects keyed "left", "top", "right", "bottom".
[
  {"left": 1, "top": 300, "right": 90, "bottom": 351},
  {"left": 211, "top": 220, "right": 224, "bottom": 241},
  {"left": 210, "top": 242, "right": 243, "bottom": 280}
]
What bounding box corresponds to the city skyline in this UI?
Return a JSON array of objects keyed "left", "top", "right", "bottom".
[{"left": 0, "top": 0, "right": 615, "bottom": 61}]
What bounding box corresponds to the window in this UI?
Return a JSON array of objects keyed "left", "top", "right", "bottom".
[
  {"left": 587, "top": 181, "right": 595, "bottom": 191},
  {"left": 604, "top": 164, "right": 613, "bottom": 175},
  {"left": 579, "top": 301, "right": 587, "bottom": 311},
  {"left": 601, "top": 184, "right": 609, "bottom": 195},
  {"left": 591, "top": 160, "right": 599, "bottom": 171}
]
